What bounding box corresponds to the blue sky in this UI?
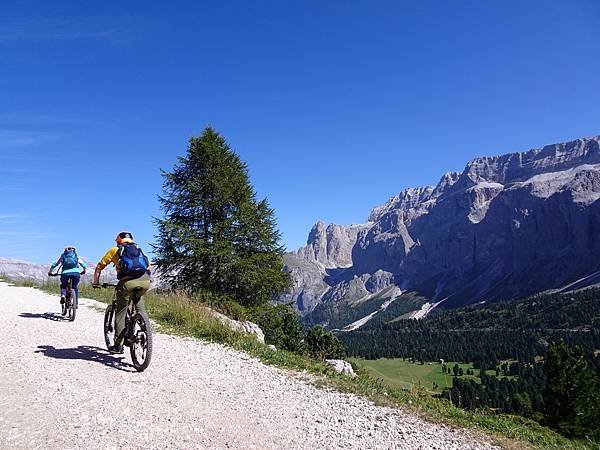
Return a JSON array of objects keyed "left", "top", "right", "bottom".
[{"left": 1, "top": 0, "right": 599, "bottom": 264}]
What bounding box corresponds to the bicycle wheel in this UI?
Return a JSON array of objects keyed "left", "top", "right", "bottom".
[
  {"left": 130, "top": 312, "right": 152, "bottom": 372},
  {"left": 67, "top": 292, "right": 76, "bottom": 322},
  {"left": 104, "top": 304, "right": 115, "bottom": 349}
]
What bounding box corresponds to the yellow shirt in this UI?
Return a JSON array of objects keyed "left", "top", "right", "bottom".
[
  {"left": 97, "top": 245, "right": 152, "bottom": 273},
  {"left": 97, "top": 246, "right": 121, "bottom": 272}
]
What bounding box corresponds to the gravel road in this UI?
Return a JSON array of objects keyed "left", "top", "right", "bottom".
[{"left": 0, "top": 282, "right": 499, "bottom": 449}]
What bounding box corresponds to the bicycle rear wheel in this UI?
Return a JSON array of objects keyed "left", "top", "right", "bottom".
[
  {"left": 67, "top": 292, "right": 76, "bottom": 322},
  {"left": 103, "top": 304, "right": 115, "bottom": 349},
  {"left": 130, "top": 312, "right": 152, "bottom": 372}
]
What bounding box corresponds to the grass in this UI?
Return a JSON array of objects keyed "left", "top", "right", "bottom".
[
  {"left": 1, "top": 276, "right": 596, "bottom": 450},
  {"left": 349, "top": 358, "right": 469, "bottom": 390},
  {"left": 350, "top": 358, "right": 516, "bottom": 392}
]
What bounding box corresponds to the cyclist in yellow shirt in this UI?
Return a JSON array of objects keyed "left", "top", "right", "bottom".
[{"left": 93, "top": 231, "right": 151, "bottom": 354}]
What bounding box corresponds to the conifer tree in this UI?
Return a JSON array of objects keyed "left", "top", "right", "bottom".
[
  {"left": 154, "top": 127, "right": 291, "bottom": 306},
  {"left": 543, "top": 341, "right": 600, "bottom": 439}
]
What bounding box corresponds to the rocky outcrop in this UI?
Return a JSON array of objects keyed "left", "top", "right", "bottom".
[
  {"left": 283, "top": 135, "right": 600, "bottom": 327},
  {"left": 325, "top": 359, "right": 357, "bottom": 378},
  {"left": 212, "top": 311, "right": 265, "bottom": 343}
]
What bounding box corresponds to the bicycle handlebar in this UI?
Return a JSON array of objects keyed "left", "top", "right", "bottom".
[
  {"left": 92, "top": 282, "right": 118, "bottom": 288},
  {"left": 48, "top": 271, "right": 85, "bottom": 277}
]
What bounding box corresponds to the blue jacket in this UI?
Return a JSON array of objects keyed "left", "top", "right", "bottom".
[{"left": 50, "top": 255, "right": 88, "bottom": 274}]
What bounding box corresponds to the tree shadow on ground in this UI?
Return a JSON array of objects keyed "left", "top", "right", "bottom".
[
  {"left": 19, "top": 312, "right": 66, "bottom": 322},
  {"left": 35, "top": 345, "right": 135, "bottom": 372}
]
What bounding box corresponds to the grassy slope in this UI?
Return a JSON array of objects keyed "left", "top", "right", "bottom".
[
  {"left": 2, "top": 276, "right": 594, "bottom": 450},
  {"left": 350, "top": 358, "right": 472, "bottom": 390},
  {"left": 349, "top": 358, "right": 516, "bottom": 392}
]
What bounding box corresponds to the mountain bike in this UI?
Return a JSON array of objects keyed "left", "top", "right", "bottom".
[
  {"left": 48, "top": 272, "right": 81, "bottom": 321},
  {"left": 99, "top": 283, "right": 153, "bottom": 372}
]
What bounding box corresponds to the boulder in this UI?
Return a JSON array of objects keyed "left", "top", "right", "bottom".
[
  {"left": 325, "top": 359, "right": 357, "bottom": 378},
  {"left": 212, "top": 311, "right": 265, "bottom": 343}
]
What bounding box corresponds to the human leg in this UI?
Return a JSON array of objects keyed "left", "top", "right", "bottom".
[
  {"left": 69, "top": 273, "right": 81, "bottom": 302},
  {"left": 59, "top": 275, "right": 68, "bottom": 303},
  {"left": 123, "top": 273, "right": 150, "bottom": 316},
  {"left": 112, "top": 281, "right": 130, "bottom": 350}
]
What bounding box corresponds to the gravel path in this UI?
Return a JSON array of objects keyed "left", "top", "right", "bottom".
[{"left": 0, "top": 282, "right": 499, "bottom": 449}]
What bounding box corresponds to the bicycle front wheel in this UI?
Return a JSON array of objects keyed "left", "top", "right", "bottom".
[
  {"left": 130, "top": 312, "right": 153, "bottom": 372},
  {"left": 103, "top": 304, "right": 115, "bottom": 349}
]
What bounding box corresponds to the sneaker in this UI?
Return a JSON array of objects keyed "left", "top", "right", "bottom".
[
  {"left": 108, "top": 344, "right": 124, "bottom": 354},
  {"left": 60, "top": 296, "right": 65, "bottom": 304}
]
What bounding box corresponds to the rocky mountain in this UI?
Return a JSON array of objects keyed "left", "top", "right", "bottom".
[
  {"left": 0, "top": 258, "right": 117, "bottom": 284},
  {"left": 283, "top": 135, "right": 600, "bottom": 329}
]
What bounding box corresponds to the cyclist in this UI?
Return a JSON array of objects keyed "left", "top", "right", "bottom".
[
  {"left": 92, "top": 231, "right": 151, "bottom": 354},
  {"left": 48, "top": 246, "right": 87, "bottom": 305}
]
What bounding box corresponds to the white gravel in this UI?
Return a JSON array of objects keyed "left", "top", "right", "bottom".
[{"left": 0, "top": 282, "right": 499, "bottom": 449}]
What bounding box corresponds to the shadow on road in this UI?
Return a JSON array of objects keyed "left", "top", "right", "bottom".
[
  {"left": 19, "top": 312, "right": 66, "bottom": 321},
  {"left": 35, "top": 345, "right": 135, "bottom": 372}
]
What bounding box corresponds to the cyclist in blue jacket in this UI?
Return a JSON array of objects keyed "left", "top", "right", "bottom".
[{"left": 48, "top": 246, "right": 87, "bottom": 305}]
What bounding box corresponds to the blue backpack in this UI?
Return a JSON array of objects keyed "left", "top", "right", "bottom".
[
  {"left": 117, "top": 243, "right": 149, "bottom": 279},
  {"left": 62, "top": 249, "right": 78, "bottom": 270}
]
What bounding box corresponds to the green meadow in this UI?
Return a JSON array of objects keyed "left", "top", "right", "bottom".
[{"left": 349, "top": 358, "right": 481, "bottom": 391}]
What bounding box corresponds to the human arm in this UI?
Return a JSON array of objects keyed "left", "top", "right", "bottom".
[
  {"left": 48, "top": 257, "right": 62, "bottom": 276},
  {"left": 92, "top": 267, "right": 101, "bottom": 286},
  {"left": 78, "top": 258, "right": 88, "bottom": 275},
  {"left": 93, "top": 247, "right": 119, "bottom": 285}
]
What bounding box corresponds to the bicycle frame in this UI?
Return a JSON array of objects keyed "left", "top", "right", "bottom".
[{"left": 105, "top": 284, "right": 139, "bottom": 344}]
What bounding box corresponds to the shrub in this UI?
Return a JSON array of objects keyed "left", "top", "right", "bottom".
[
  {"left": 249, "top": 304, "right": 306, "bottom": 353},
  {"left": 305, "top": 326, "right": 344, "bottom": 361}
]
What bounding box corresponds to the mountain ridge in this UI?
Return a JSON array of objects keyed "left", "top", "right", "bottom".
[{"left": 283, "top": 134, "right": 600, "bottom": 328}]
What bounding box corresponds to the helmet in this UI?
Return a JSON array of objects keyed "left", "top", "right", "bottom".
[
  {"left": 115, "top": 231, "right": 134, "bottom": 245},
  {"left": 64, "top": 245, "right": 76, "bottom": 251}
]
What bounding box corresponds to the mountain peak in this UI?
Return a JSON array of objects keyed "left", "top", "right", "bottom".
[{"left": 284, "top": 133, "right": 600, "bottom": 328}]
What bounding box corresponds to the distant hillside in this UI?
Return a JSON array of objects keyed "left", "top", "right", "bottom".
[
  {"left": 0, "top": 258, "right": 116, "bottom": 284},
  {"left": 339, "top": 288, "right": 600, "bottom": 364}
]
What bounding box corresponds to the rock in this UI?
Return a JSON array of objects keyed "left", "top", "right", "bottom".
[
  {"left": 267, "top": 345, "right": 276, "bottom": 351},
  {"left": 212, "top": 311, "right": 265, "bottom": 343},
  {"left": 325, "top": 359, "right": 357, "bottom": 378}
]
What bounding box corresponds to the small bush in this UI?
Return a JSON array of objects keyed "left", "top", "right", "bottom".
[
  {"left": 249, "top": 304, "right": 306, "bottom": 353},
  {"left": 305, "top": 325, "right": 344, "bottom": 361}
]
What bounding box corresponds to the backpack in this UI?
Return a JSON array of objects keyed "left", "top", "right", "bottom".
[
  {"left": 62, "top": 249, "right": 79, "bottom": 270},
  {"left": 117, "top": 243, "right": 149, "bottom": 279}
]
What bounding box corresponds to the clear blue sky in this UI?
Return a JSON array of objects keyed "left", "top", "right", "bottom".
[{"left": 1, "top": 0, "right": 599, "bottom": 264}]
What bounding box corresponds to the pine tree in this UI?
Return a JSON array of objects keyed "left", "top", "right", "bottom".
[
  {"left": 543, "top": 341, "right": 600, "bottom": 439},
  {"left": 154, "top": 127, "right": 291, "bottom": 306}
]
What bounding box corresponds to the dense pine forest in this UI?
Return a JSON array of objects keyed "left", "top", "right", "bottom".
[
  {"left": 340, "top": 288, "right": 600, "bottom": 366},
  {"left": 339, "top": 289, "right": 600, "bottom": 440}
]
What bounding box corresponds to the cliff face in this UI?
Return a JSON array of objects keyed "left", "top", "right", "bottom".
[
  {"left": 296, "top": 221, "right": 371, "bottom": 269},
  {"left": 283, "top": 136, "right": 600, "bottom": 326}
]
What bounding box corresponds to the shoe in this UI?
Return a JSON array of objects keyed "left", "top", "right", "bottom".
[
  {"left": 60, "top": 296, "right": 65, "bottom": 304},
  {"left": 108, "top": 344, "right": 124, "bottom": 354}
]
